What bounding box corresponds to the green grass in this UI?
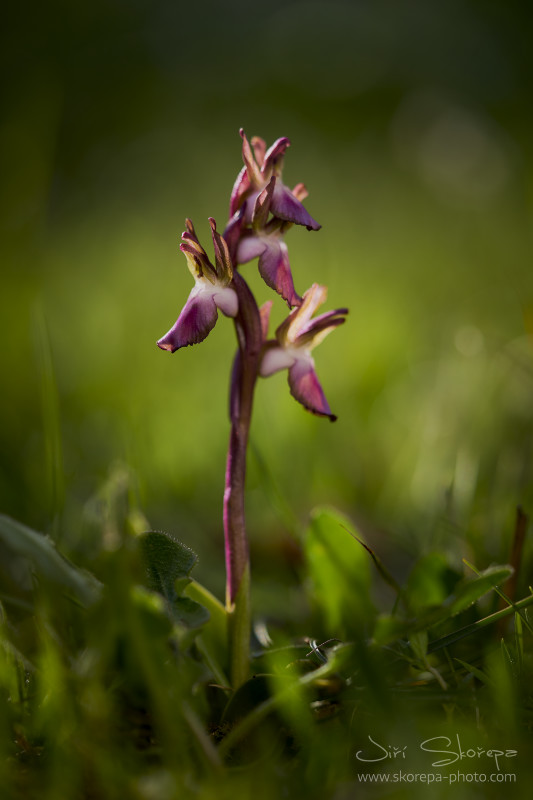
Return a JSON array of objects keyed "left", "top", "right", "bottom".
[
  {"left": 2, "top": 5, "right": 533, "bottom": 795},
  {"left": 1, "top": 493, "right": 533, "bottom": 799},
  {"left": 2, "top": 131, "right": 533, "bottom": 799}
]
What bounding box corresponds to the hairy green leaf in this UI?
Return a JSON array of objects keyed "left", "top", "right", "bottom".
[{"left": 138, "top": 531, "right": 209, "bottom": 629}]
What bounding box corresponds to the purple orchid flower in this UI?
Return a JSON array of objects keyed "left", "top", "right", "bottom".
[
  {"left": 157, "top": 218, "right": 237, "bottom": 352},
  {"left": 237, "top": 224, "right": 299, "bottom": 309},
  {"left": 229, "top": 129, "right": 321, "bottom": 232},
  {"left": 232, "top": 177, "right": 310, "bottom": 309},
  {"left": 260, "top": 284, "right": 348, "bottom": 421}
]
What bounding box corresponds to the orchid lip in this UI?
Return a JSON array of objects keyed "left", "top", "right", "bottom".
[
  {"left": 157, "top": 284, "right": 219, "bottom": 352},
  {"left": 288, "top": 357, "right": 336, "bottom": 421},
  {"left": 157, "top": 216, "right": 237, "bottom": 354},
  {"left": 156, "top": 281, "right": 238, "bottom": 353}
]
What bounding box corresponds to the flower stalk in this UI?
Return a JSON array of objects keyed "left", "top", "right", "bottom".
[
  {"left": 156, "top": 129, "right": 347, "bottom": 690},
  {"left": 223, "top": 272, "right": 262, "bottom": 686}
]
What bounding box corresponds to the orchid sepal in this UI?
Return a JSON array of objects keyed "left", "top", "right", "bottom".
[{"left": 157, "top": 219, "right": 237, "bottom": 353}]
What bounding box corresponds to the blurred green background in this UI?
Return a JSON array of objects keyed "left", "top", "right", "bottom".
[{"left": 2, "top": 0, "right": 532, "bottom": 600}]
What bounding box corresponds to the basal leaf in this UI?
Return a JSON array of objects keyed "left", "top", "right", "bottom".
[
  {"left": 138, "top": 531, "right": 209, "bottom": 629},
  {"left": 139, "top": 531, "right": 197, "bottom": 597},
  {"left": 172, "top": 596, "right": 210, "bottom": 628},
  {"left": 0, "top": 514, "right": 101, "bottom": 606}
]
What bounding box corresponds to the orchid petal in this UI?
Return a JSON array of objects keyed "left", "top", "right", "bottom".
[
  {"left": 251, "top": 176, "right": 275, "bottom": 229},
  {"left": 270, "top": 182, "right": 321, "bottom": 231},
  {"left": 295, "top": 309, "right": 348, "bottom": 349},
  {"left": 258, "top": 239, "right": 301, "bottom": 308},
  {"left": 288, "top": 357, "right": 336, "bottom": 421},
  {"left": 157, "top": 284, "right": 219, "bottom": 352},
  {"left": 240, "top": 128, "right": 262, "bottom": 186},
  {"left": 260, "top": 344, "right": 296, "bottom": 377},
  {"left": 259, "top": 301, "right": 273, "bottom": 341},
  {"left": 224, "top": 209, "right": 245, "bottom": 263},
  {"left": 229, "top": 165, "right": 251, "bottom": 218},
  {"left": 184, "top": 218, "right": 196, "bottom": 237},
  {"left": 180, "top": 219, "right": 218, "bottom": 282},
  {"left": 208, "top": 217, "right": 233, "bottom": 284},
  {"left": 179, "top": 242, "right": 217, "bottom": 284},
  {"left": 251, "top": 136, "right": 267, "bottom": 167},
  {"left": 262, "top": 137, "right": 291, "bottom": 177},
  {"left": 236, "top": 234, "right": 267, "bottom": 264},
  {"left": 181, "top": 218, "right": 210, "bottom": 260},
  {"left": 292, "top": 182, "right": 309, "bottom": 202},
  {"left": 276, "top": 283, "right": 328, "bottom": 345},
  {"left": 213, "top": 285, "right": 238, "bottom": 317}
]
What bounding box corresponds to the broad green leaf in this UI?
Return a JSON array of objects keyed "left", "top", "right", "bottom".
[
  {"left": 138, "top": 531, "right": 209, "bottom": 629},
  {"left": 0, "top": 514, "right": 101, "bottom": 606},
  {"left": 304, "top": 507, "right": 373, "bottom": 637},
  {"left": 140, "top": 531, "right": 197, "bottom": 595}
]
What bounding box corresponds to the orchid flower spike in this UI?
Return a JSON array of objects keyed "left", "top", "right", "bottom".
[
  {"left": 260, "top": 284, "right": 348, "bottom": 421},
  {"left": 229, "top": 129, "right": 321, "bottom": 232},
  {"left": 157, "top": 218, "right": 237, "bottom": 352}
]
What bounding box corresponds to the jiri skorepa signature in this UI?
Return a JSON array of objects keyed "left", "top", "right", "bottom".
[{"left": 355, "top": 734, "right": 517, "bottom": 771}]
